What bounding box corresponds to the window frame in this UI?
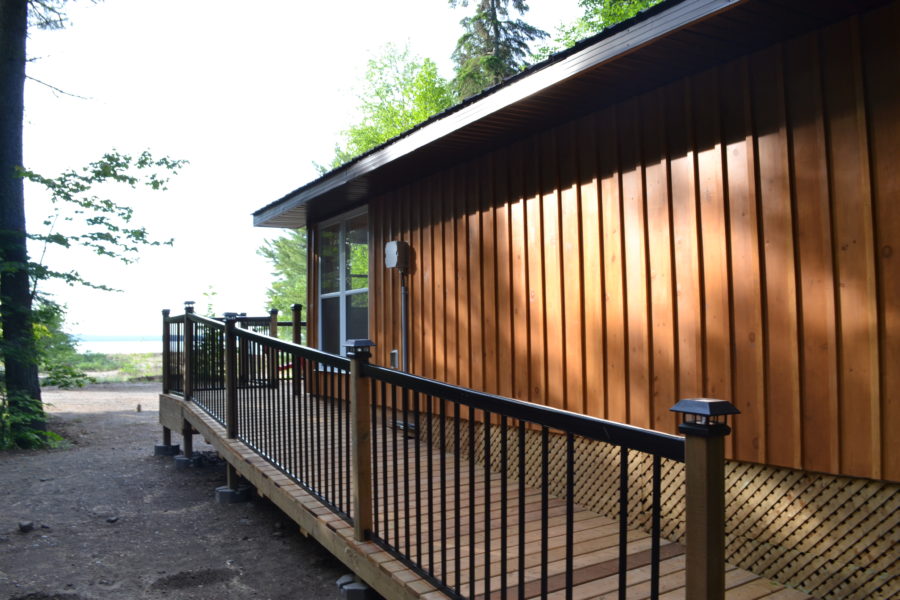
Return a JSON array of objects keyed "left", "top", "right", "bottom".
[{"left": 317, "top": 207, "right": 369, "bottom": 354}]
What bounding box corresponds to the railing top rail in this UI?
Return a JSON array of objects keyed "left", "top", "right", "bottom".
[
  {"left": 233, "top": 326, "right": 350, "bottom": 371},
  {"left": 187, "top": 313, "right": 227, "bottom": 329},
  {"left": 363, "top": 362, "right": 684, "bottom": 462},
  {"left": 164, "top": 313, "right": 186, "bottom": 323}
]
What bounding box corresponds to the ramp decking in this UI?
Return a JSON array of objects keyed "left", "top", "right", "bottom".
[{"left": 159, "top": 391, "right": 812, "bottom": 600}]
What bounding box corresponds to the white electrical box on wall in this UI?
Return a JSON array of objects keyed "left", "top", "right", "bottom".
[{"left": 384, "top": 240, "right": 410, "bottom": 270}]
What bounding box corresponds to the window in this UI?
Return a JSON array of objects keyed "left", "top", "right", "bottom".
[{"left": 318, "top": 209, "right": 368, "bottom": 354}]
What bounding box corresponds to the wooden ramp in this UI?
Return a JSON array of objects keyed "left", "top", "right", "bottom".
[{"left": 160, "top": 392, "right": 813, "bottom": 600}]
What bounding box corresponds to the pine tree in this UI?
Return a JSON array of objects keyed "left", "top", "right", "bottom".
[
  {"left": 450, "top": 0, "right": 547, "bottom": 98},
  {"left": 535, "top": 0, "right": 664, "bottom": 60}
]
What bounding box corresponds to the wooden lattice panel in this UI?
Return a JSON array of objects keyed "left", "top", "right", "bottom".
[{"left": 425, "top": 415, "right": 898, "bottom": 599}]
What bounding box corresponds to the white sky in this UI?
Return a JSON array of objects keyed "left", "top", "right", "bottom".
[{"left": 23, "top": 0, "right": 581, "bottom": 337}]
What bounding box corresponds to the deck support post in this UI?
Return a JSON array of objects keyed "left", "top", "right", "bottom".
[
  {"left": 216, "top": 463, "right": 251, "bottom": 503},
  {"left": 154, "top": 425, "right": 180, "bottom": 456},
  {"left": 161, "top": 309, "right": 171, "bottom": 394},
  {"left": 225, "top": 317, "right": 238, "bottom": 439},
  {"left": 672, "top": 398, "right": 739, "bottom": 600},
  {"left": 181, "top": 419, "right": 193, "bottom": 458},
  {"left": 174, "top": 418, "right": 195, "bottom": 469},
  {"left": 183, "top": 302, "right": 195, "bottom": 402},
  {"left": 347, "top": 339, "right": 376, "bottom": 542}
]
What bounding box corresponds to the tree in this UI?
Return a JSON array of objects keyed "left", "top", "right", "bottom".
[
  {"left": 0, "top": 150, "right": 184, "bottom": 448},
  {"left": 449, "top": 0, "right": 547, "bottom": 98},
  {"left": 2, "top": 0, "right": 45, "bottom": 423},
  {"left": 258, "top": 229, "right": 308, "bottom": 325},
  {"left": 322, "top": 44, "right": 456, "bottom": 171},
  {"left": 2, "top": 0, "right": 184, "bottom": 446},
  {"left": 266, "top": 46, "right": 456, "bottom": 336},
  {"left": 534, "top": 0, "right": 663, "bottom": 59},
  {"left": 21, "top": 150, "right": 184, "bottom": 291}
]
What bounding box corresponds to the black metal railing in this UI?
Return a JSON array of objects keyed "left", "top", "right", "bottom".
[
  {"left": 231, "top": 326, "right": 354, "bottom": 521},
  {"left": 361, "top": 362, "right": 684, "bottom": 600},
  {"left": 191, "top": 315, "right": 227, "bottom": 425},
  {"left": 162, "top": 310, "right": 184, "bottom": 395},
  {"left": 162, "top": 304, "right": 732, "bottom": 600}
]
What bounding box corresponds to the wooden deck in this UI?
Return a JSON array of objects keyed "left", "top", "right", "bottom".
[{"left": 159, "top": 392, "right": 813, "bottom": 600}]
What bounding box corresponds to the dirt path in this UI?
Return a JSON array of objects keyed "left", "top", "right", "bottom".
[{"left": 0, "top": 383, "right": 347, "bottom": 600}]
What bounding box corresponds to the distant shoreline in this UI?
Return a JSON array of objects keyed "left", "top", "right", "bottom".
[
  {"left": 76, "top": 339, "right": 162, "bottom": 355},
  {"left": 75, "top": 335, "right": 161, "bottom": 343}
]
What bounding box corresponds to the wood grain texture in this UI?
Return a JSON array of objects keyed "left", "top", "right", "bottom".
[
  {"left": 332, "top": 7, "right": 899, "bottom": 482},
  {"left": 861, "top": 1, "right": 900, "bottom": 483}
]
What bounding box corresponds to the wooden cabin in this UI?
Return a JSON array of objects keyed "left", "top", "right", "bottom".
[{"left": 253, "top": 0, "right": 899, "bottom": 597}]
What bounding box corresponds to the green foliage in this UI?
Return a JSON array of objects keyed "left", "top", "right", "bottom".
[
  {"left": 258, "top": 229, "right": 308, "bottom": 323},
  {"left": 0, "top": 390, "right": 62, "bottom": 449},
  {"left": 322, "top": 44, "right": 456, "bottom": 171},
  {"left": 0, "top": 150, "right": 184, "bottom": 446},
  {"left": 19, "top": 150, "right": 187, "bottom": 292},
  {"left": 201, "top": 286, "right": 218, "bottom": 317},
  {"left": 450, "top": 0, "right": 547, "bottom": 98},
  {"left": 32, "top": 300, "right": 93, "bottom": 388},
  {"left": 534, "top": 0, "right": 664, "bottom": 60}
]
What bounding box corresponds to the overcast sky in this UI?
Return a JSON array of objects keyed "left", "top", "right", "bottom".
[{"left": 23, "top": 0, "right": 581, "bottom": 338}]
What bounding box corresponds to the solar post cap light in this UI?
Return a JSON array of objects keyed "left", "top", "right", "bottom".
[{"left": 670, "top": 398, "right": 739, "bottom": 437}]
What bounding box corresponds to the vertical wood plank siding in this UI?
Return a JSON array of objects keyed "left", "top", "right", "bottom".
[{"left": 360, "top": 6, "right": 899, "bottom": 481}]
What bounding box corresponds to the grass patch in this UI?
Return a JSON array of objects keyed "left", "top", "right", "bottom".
[{"left": 68, "top": 352, "right": 162, "bottom": 383}]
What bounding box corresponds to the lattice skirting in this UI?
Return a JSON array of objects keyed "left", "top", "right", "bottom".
[{"left": 427, "top": 415, "right": 899, "bottom": 600}]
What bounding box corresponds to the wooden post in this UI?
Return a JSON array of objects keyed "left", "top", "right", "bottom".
[
  {"left": 269, "top": 307, "right": 279, "bottom": 337},
  {"left": 225, "top": 317, "right": 238, "bottom": 439},
  {"left": 291, "top": 303, "right": 303, "bottom": 345},
  {"left": 162, "top": 426, "right": 171, "bottom": 446},
  {"left": 672, "top": 398, "right": 738, "bottom": 600},
  {"left": 183, "top": 302, "right": 195, "bottom": 402},
  {"left": 226, "top": 463, "right": 240, "bottom": 489},
  {"left": 684, "top": 431, "right": 726, "bottom": 599},
  {"left": 182, "top": 418, "right": 193, "bottom": 458},
  {"left": 347, "top": 339, "right": 375, "bottom": 542},
  {"left": 161, "top": 309, "right": 171, "bottom": 394}
]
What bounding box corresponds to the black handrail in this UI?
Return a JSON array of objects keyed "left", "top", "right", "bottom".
[{"left": 362, "top": 362, "right": 684, "bottom": 462}]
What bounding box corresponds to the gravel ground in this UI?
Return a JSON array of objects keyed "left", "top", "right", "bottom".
[{"left": 0, "top": 383, "right": 349, "bottom": 600}]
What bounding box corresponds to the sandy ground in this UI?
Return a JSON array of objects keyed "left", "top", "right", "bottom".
[{"left": 0, "top": 383, "right": 350, "bottom": 600}]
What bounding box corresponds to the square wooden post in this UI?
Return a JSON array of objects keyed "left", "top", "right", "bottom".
[
  {"left": 161, "top": 309, "right": 171, "bottom": 394},
  {"left": 346, "top": 339, "right": 375, "bottom": 542},
  {"left": 671, "top": 398, "right": 739, "bottom": 600},
  {"left": 291, "top": 303, "right": 304, "bottom": 345},
  {"left": 183, "top": 302, "right": 195, "bottom": 402}
]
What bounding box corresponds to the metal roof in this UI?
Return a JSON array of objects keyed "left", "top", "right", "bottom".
[{"left": 253, "top": 0, "right": 886, "bottom": 229}]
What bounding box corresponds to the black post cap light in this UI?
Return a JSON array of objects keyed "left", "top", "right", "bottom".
[
  {"left": 344, "top": 339, "right": 376, "bottom": 357},
  {"left": 670, "top": 398, "right": 740, "bottom": 437}
]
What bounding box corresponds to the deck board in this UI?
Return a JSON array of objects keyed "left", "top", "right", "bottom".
[{"left": 175, "top": 391, "right": 812, "bottom": 600}]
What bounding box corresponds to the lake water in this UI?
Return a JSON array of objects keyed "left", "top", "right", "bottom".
[{"left": 75, "top": 339, "right": 162, "bottom": 355}]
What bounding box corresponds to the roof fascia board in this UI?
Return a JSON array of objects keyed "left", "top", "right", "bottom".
[{"left": 253, "top": 0, "right": 744, "bottom": 228}]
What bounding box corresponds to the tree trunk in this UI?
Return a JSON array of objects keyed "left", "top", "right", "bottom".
[{"left": 0, "top": 1, "right": 43, "bottom": 418}]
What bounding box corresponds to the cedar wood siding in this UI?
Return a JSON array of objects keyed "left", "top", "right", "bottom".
[{"left": 315, "top": 3, "right": 899, "bottom": 482}]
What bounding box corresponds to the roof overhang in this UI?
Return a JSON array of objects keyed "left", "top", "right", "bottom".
[{"left": 253, "top": 0, "right": 888, "bottom": 229}]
